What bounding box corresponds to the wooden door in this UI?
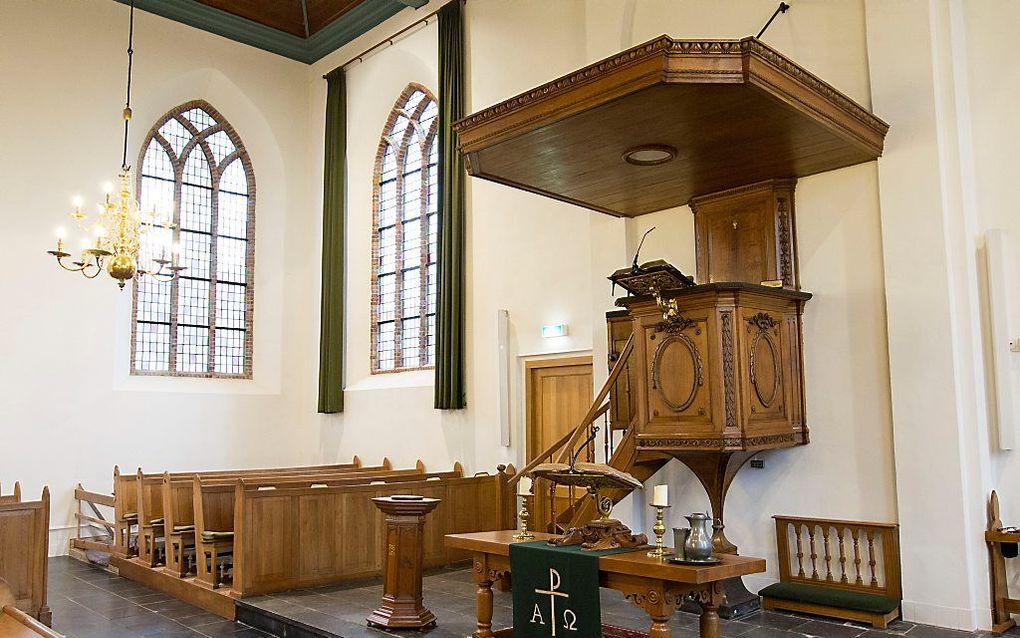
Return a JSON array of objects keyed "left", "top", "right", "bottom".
[
  {"left": 525, "top": 357, "right": 593, "bottom": 533},
  {"left": 525, "top": 356, "right": 594, "bottom": 461}
]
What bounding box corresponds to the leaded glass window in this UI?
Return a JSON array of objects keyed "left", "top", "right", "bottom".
[
  {"left": 132, "top": 101, "right": 255, "bottom": 378},
  {"left": 372, "top": 84, "right": 439, "bottom": 373}
]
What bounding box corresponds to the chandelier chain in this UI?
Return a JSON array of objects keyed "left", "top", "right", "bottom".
[{"left": 121, "top": 0, "right": 136, "bottom": 171}]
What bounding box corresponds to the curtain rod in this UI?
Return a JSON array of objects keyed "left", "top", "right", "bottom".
[{"left": 322, "top": 0, "right": 462, "bottom": 78}]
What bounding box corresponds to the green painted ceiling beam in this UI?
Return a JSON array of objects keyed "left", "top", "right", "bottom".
[{"left": 113, "top": 0, "right": 407, "bottom": 64}]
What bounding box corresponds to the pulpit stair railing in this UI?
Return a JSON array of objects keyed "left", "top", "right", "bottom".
[{"left": 509, "top": 335, "right": 638, "bottom": 533}]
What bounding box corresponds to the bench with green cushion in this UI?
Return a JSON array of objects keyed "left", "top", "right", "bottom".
[
  {"left": 765, "top": 516, "right": 902, "bottom": 629},
  {"left": 201, "top": 530, "right": 233, "bottom": 542},
  {"left": 760, "top": 582, "right": 899, "bottom": 615}
]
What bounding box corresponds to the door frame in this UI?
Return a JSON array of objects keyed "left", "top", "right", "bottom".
[{"left": 523, "top": 355, "right": 594, "bottom": 463}]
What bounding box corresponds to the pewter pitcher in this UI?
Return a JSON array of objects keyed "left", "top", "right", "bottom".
[{"left": 683, "top": 512, "right": 714, "bottom": 561}]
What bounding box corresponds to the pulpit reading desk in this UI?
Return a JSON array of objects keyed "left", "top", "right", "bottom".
[{"left": 445, "top": 531, "right": 765, "bottom": 638}]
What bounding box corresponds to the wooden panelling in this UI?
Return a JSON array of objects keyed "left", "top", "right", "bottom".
[
  {"left": 607, "top": 312, "right": 636, "bottom": 430},
  {"left": 232, "top": 471, "right": 512, "bottom": 596},
  {"left": 691, "top": 180, "right": 798, "bottom": 288}
]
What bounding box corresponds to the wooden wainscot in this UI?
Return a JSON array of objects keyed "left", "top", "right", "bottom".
[
  {"left": 231, "top": 466, "right": 514, "bottom": 597},
  {"left": 0, "top": 488, "right": 50, "bottom": 626},
  {"left": 761, "top": 516, "right": 901, "bottom": 628}
]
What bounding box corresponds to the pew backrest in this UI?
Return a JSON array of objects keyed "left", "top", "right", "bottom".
[
  {"left": 0, "top": 489, "right": 49, "bottom": 623},
  {"left": 114, "top": 456, "right": 372, "bottom": 523},
  {"left": 188, "top": 461, "right": 436, "bottom": 538}
]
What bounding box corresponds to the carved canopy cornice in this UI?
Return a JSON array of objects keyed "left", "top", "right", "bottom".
[{"left": 452, "top": 34, "right": 890, "bottom": 217}]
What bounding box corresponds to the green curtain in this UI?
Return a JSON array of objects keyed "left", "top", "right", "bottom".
[
  {"left": 317, "top": 68, "right": 346, "bottom": 414},
  {"left": 435, "top": 0, "right": 466, "bottom": 409}
]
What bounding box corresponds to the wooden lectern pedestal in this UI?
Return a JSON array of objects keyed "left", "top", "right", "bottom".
[{"left": 367, "top": 495, "right": 441, "bottom": 630}]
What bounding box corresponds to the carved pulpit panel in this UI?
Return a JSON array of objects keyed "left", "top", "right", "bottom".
[
  {"left": 739, "top": 310, "right": 790, "bottom": 436},
  {"left": 638, "top": 307, "right": 718, "bottom": 437}
]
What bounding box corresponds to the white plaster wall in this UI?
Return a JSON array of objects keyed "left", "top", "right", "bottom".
[
  {"left": 0, "top": 0, "right": 319, "bottom": 554},
  {"left": 308, "top": 0, "right": 596, "bottom": 476},
  {"left": 962, "top": 0, "right": 1020, "bottom": 599}
]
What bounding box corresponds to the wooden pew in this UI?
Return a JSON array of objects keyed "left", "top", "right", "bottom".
[
  {"left": 138, "top": 462, "right": 394, "bottom": 567},
  {"left": 114, "top": 456, "right": 369, "bottom": 558},
  {"left": 0, "top": 580, "right": 61, "bottom": 638},
  {"left": 161, "top": 461, "right": 428, "bottom": 577},
  {"left": 141, "top": 459, "right": 396, "bottom": 567},
  {"left": 190, "top": 461, "right": 436, "bottom": 588},
  {"left": 230, "top": 466, "right": 515, "bottom": 596},
  {"left": 0, "top": 488, "right": 50, "bottom": 626}
]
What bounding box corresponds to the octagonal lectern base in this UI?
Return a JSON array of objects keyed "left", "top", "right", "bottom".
[{"left": 366, "top": 495, "right": 441, "bottom": 630}]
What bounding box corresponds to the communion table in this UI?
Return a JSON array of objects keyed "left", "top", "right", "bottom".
[{"left": 445, "top": 531, "right": 765, "bottom": 638}]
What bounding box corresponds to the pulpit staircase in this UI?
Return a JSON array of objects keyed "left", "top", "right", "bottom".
[{"left": 510, "top": 335, "right": 668, "bottom": 533}]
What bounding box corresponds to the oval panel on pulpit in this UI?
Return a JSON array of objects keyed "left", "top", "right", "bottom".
[
  {"left": 750, "top": 332, "right": 780, "bottom": 408},
  {"left": 651, "top": 335, "right": 702, "bottom": 413}
]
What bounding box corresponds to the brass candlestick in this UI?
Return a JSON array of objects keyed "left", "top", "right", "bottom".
[
  {"left": 647, "top": 504, "right": 673, "bottom": 558},
  {"left": 513, "top": 494, "right": 535, "bottom": 541}
]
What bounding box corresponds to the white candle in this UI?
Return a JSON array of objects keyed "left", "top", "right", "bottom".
[
  {"left": 652, "top": 484, "right": 668, "bottom": 507},
  {"left": 518, "top": 476, "right": 533, "bottom": 496}
]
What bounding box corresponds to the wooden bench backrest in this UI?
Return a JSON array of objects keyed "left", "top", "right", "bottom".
[
  {"left": 188, "top": 462, "right": 436, "bottom": 536},
  {"left": 231, "top": 465, "right": 514, "bottom": 596},
  {"left": 0, "top": 484, "right": 21, "bottom": 507},
  {"left": 0, "top": 490, "right": 49, "bottom": 622},
  {"left": 774, "top": 515, "right": 901, "bottom": 600},
  {"left": 159, "top": 463, "right": 406, "bottom": 532},
  {"left": 113, "top": 456, "right": 372, "bottom": 520},
  {"left": 113, "top": 466, "right": 137, "bottom": 522}
]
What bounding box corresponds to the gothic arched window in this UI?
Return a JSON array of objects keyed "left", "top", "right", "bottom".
[
  {"left": 132, "top": 101, "right": 256, "bottom": 378},
  {"left": 372, "top": 85, "right": 439, "bottom": 373}
]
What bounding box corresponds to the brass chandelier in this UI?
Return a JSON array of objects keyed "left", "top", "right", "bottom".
[{"left": 47, "top": 0, "right": 183, "bottom": 290}]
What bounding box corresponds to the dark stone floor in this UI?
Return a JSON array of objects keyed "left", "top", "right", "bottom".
[
  {"left": 239, "top": 565, "right": 985, "bottom": 638},
  {"left": 49, "top": 555, "right": 994, "bottom": 638},
  {"left": 49, "top": 556, "right": 269, "bottom": 637}
]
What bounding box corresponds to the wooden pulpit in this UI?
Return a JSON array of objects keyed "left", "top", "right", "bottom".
[{"left": 367, "top": 495, "right": 441, "bottom": 630}]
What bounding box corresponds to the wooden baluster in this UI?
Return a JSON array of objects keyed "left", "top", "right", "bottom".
[
  {"left": 823, "top": 525, "right": 833, "bottom": 581},
  {"left": 837, "top": 527, "right": 849, "bottom": 584},
  {"left": 548, "top": 479, "right": 556, "bottom": 534},
  {"left": 603, "top": 412, "right": 610, "bottom": 463},
  {"left": 867, "top": 529, "right": 878, "bottom": 587},
  {"left": 794, "top": 524, "right": 806, "bottom": 577},
  {"left": 808, "top": 524, "right": 819, "bottom": 579},
  {"left": 852, "top": 528, "right": 864, "bottom": 585}
]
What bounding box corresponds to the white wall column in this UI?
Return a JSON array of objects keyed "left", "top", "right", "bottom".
[{"left": 865, "top": 0, "right": 992, "bottom": 629}]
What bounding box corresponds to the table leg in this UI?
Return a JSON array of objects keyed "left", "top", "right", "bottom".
[
  {"left": 474, "top": 577, "right": 494, "bottom": 638},
  {"left": 649, "top": 611, "right": 673, "bottom": 638},
  {"left": 700, "top": 601, "right": 721, "bottom": 638}
]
